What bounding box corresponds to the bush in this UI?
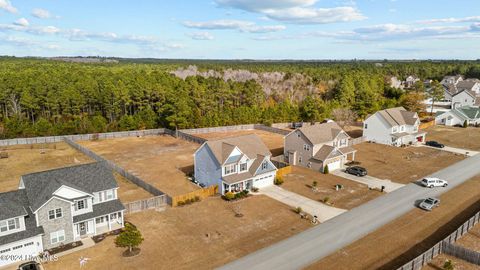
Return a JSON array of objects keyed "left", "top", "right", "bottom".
[
  {"left": 194, "top": 196, "right": 201, "bottom": 202},
  {"left": 323, "top": 165, "right": 329, "bottom": 174},
  {"left": 224, "top": 192, "right": 235, "bottom": 201},
  {"left": 185, "top": 198, "right": 193, "bottom": 204},
  {"left": 443, "top": 259, "right": 454, "bottom": 270},
  {"left": 251, "top": 187, "right": 259, "bottom": 192},
  {"left": 323, "top": 196, "right": 330, "bottom": 203},
  {"left": 463, "top": 120, "right": 468, "bottom": 128},
  {"left": 275, "top": 176, "right": 284, "bottom": 185},
  {"left": 177, "top": 201, "right": 185, "bottom": 206},
  {"left": 242, "top": 190, "right": 249, "bottom": 196},
  {"left": 294, "top": 207, "right": 302, "bottom": 214},
  {"left": 312, "top": 181, "right": 318, "bottom": 187}
]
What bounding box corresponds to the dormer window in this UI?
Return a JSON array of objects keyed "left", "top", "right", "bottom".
[
  {"left": 75, "top": 199, "right": 86, "bottom": 211},
  {"left": 0, "top": 218, "right": 20, "bottom": 232},
  {"left": 239, "top": 162, "right": 247, "bottom": 172},
  {"left": 224, "top": 164, "right": 237, "bottom": 175}
]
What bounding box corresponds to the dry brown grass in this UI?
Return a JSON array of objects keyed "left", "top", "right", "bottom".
[
  {"left": 44, "top": 195, "right": 312, "bottom": 270},
  {"left": 425, "top": 126, "right": 480, "bottom": 151},
  {"left": 456, "top": 222, "right": 480, "bottom": 253},
  {"left": 281, "top": 166, "right": 382, "bottom": 210},
  {"left": 423, "top": 254, "right": 480, "bottom": 270},
  {"left": 79, "top": 135, "right": 201, "bottom": 197},
  {"left": 306, "top": 176, "right": 480, "bottom": 270},
  {"left": 196, "top": 129, "right": 285, "bottom": 156},
  {"left": 353, "top": 143, "right": 465, "bottom": 184}
]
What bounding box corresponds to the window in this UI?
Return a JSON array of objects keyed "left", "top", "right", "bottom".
[
  {"left": 93, "top": 192, "right": 101, "bottom": 204},
  {"left": 299, "top": 157, "right": 303, "bottom": 164},
  {"left": 392, "top": 127, "right": 398, "bottom": 133},
  {"left": 48, "top": 208, "right": 62, "bottom": 220},
  {"left": 303, "top": 144, "right": 310, "bottom": 151},
  {"left": 106, "top": 190, "right": 114, "bottom": 200},
  {"left": 110, "top": 213, "right": 117, "bottom": 220},
  {"left": 96, "top": 216, "right": 105, "bottom": 224},
  {"left": 307, "top": 162, "right": 312, "bottom": 168},
  {"left": 0, "top": 218, "right": 20, "bottom": 233},
  {"left": 224, "top": 164, "right": 236, "bottom": 175},
  {"left": 364, "top": 123, "right": 368, "bottom": 129},
  {"left": 50, "top": 230, "right": 65, "bottom": 244},
  {"left": 239, "top": 162, "right": 247, "bottom": 172},
  {"left": 75, "top": 199, "right": 86, "bottom": 211},
  {"left": 261, "top": 161, "right": 268, "bottom": 170},
  {"left": 297, "top": 132, "right": 301, "bottom": 138}
]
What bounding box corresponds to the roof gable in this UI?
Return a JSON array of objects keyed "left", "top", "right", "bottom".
[
  {"left": 204, "top": 134, "right": 271, "bottom": 165},
  {"left": 294, "top": 122, "right": 349, "bottom": 145},
  {"left": 376, "top": 107, "right": 418, "bottom": 127}
]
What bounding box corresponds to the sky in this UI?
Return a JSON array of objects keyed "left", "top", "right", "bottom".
[{"left": 0, "top": 0, "right": 479, "bottom": 59}]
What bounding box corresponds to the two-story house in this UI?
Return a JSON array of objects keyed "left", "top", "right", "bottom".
[
  {"left": 363, "top": 107, "right": 426, "bottom": 147},
  {"left": 0, "top": 162, "right": 125, "bottom": 267},
  {"left": 194, "top": 134, "right": 277, "bottom": 195},
  {"left": 283, "top": 122, "right": 356, "bottom": 173}
]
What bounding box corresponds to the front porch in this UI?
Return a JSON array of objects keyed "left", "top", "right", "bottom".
[
  {"left": 73, "top": 211, "right": 124, "bottom": 240},
  {"left": 222, "top": 179, "right": 253, "bottom": 195},
  {"left": 392, "top": 132, "right": 426, "bottom": 147}
]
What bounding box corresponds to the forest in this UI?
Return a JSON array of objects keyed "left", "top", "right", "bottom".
[{"left": 1, "top": 57, "right": 480, "bottom": 139}]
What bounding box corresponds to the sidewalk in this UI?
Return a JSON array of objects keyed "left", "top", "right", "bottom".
[
  {"left": 419, "top": 145, "right": 479, "bottom": 157},
  {"left": 259, "top": 185, "right": 346, "bottom": 223},
  {"left": 332, "top": 170, "right": 405, "bottom": 193}
]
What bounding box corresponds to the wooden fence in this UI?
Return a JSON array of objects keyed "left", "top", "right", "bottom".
[
  {"left": 175, "top": 130, "right": 207, "bottom": 144},
  {"left": 254, "top": 124, "right": 290, "bottom": 136},
  {"left": 124, "top": 195, "right": 168, "bottom": 214},
  {"left": 397, "top": 211, "right": 480, "bottom": 270},
  {"left": 349, "top": 136, "right": 365, "bottom": 146},
  {"left": 443, "top": 242, "right": 480, "bottom": 266},
  {"left": 276, "top": 166, "right": 292, "bottom": 178},
  {"left": 171, "top": 185, "right": 218, "bottom": 207}
]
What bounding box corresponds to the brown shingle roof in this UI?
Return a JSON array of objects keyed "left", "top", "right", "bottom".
[
  {"left": 296, "top": 122, "right": 349, "bottom": 145},
  {"left": 205, "top": 134, "right": 271, "bottom": 165},
  {"left": 456, "top": 80, "right": 478, "bottom": 91},
  {"left": 312, "top": 145, "right": 343, "bottom": 162},
  {"left": 377, "top": 107, "right": 418, "bottom": 127}
]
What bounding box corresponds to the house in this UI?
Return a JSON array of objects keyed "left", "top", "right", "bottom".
[
  {"left": 435, "top": 106, "right": 480, "bottom": 126},
  {"left": 194, "top": 134, "right": 277, "bottom": 195},
  {"left": 404, "top": 75, "right": 420, "bottom": 88},
  {"left": 0, "top": 163, "right": 125, "bottom": 267},
  {"left": 363, "top": 107, "right": 426, "bottom": 147},
  {"left": 283, "top": 122, "right": 356, "bottom": 173},
  {"left": 388, "top": 76, "right": 403, "bottom": 89},
  {"left": 443, "top": 78, "right": 480, "bottom": 103},
  {"left": 440, "top": 75, "right": 463, "bottom": 86},
  {"left": 451, "top": 89, "right": 477, "bottom": 109}
]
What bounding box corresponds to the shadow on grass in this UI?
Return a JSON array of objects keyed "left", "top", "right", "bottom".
[{"left": 377, "top": 199, "right": 480, "bottom": 270}]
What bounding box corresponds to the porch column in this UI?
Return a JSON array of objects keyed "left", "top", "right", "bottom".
[
  {"left": 120, "top": 211, "right": 124, "bottom": 226},
  {"left": 107, "top": 214, "right": 111, "bottom": 231},
  {"left": 93, "top": 220, "right": 97, "bottom": 236},
  {"left": 352, "top": 152, "right": 355, "bottom": 161}
]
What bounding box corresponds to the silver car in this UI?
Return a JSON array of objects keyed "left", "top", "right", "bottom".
[{"left": 419, "top": 197, "right": 440, "bottom": 211}]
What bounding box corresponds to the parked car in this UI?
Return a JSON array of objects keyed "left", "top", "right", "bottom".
[
  {"left": 18, "top": 262, "right": 43, "bottom": 270},
  {"left": 426, "top": 141, "right": 445, "bottom": 148},
  {"left": 345, "top": 166, "right": 368, "bottom": 177},
  {"left": 420, "top": 177, "right": 448, "bottom": 188},
  {"left": 419, "top": 197, "right": 440, "bottom": 211}
]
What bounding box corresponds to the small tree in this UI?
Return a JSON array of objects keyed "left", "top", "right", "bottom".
[
  {"left": 312, "top": 181, "right": 318, "bottom": 187},
  {"left": 443, "top": 259, "right": 454, "bottom": 270},
  {"left": 323, "top": 165, "right": 329, "bottom": 174},
  {"left": 275, "top": 176, "right": 284, "bottom": 185},
  {"left": 331, "top": 108, "right": 358, "bottom": 130},
  {"left": 463, "top": 120, "right": 468, "bottom": 128},
  {"left": 115, "top": 223, "right": 144, "bottom": 256},
  {"left": 427, "top": 80, "right": 445, "bottom": 115}
]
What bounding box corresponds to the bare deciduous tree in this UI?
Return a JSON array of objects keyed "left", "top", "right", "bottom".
[{"left": 331, "top": 108, "right": 358, "bottom": 130}]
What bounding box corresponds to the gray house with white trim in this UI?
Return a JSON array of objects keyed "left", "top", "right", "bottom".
[{"left": 0, "top": 163, "right": 124, "bottom": 267}]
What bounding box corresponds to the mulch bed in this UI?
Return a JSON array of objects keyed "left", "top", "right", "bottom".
[
  {"left": 122, "top": 248, "right": 141, "bottom": 257},
  {"left": 92, "top": 228, "right": 125, "bottom": 243},
  {"left": 46, "top": 241, "right": 83, "bottom": 255}
]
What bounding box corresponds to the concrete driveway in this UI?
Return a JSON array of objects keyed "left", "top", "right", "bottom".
[
  {"left": 419, "top": 144, "right": 479, "bottom": 156},
  {"left": 332, "top": 170, "right": 405, "bottom": 192},
  {"left": 259, "top": 185, "right": 347, "bottom": 223}
]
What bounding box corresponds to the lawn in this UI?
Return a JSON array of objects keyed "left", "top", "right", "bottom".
[
  {"left": 43, "top": 195, "right": 312, "bottom": 270},
  {"left": 196, "top": 129, "right": 285, "bottom": 156},
  {"left": 455, "top": 222, "right": 480, "bottom": 253},
  {"left": 425, "top": 125, "right": 480, "bottom": 151},
  {"left": 423, "top": 254, "right": 480, "bottom": 270},
  {"left": 353, "top": 143, "right": 465, "bottom": 184},
  {"left": 306, "top": 176, "right": 480, "bottom": 270},
  {"left": 79, "top": 135, "right": 200, "bottom": 197},
  {"left": 281, "top": 166, "right": 383, "bottom": 210}
]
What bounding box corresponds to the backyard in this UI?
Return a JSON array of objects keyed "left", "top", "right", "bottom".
[
  {"left": 306, "top": 176, "right": 480, "bottom": 270},
  {"left": 195, "top": 129, "right": 285, "bottom": 156},
  {"left": 43, "top": 195, "right": 312, "bottom": 270},
  {"left": 425, "top": 125, "right": 480, "bottom": 151},
  {"left": 281, "top": 166, "right": 382, "bottom": 210},
  {"left": 352, "top": 143, "right": 465, "bottom": 184}
]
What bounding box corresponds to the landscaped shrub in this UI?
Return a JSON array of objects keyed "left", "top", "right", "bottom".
[
  {"left": 177, "top": 201, "right": 185, "bottom": 206},
  {"left": 251, "top": 187, "right": 259, "bottom": 192},
  {"left": 224, "top": 192, "right": 235, "bottom": 201},
  {"left": 443, "top": 259, "right": 454, "bottom": 270},
  {"left": 312, "top": 181, "right": 318, "bottom": 187},
  {"left": 194, "top": 196, "right": 201, "bottom": 202},
  {"left": 323, "top": 196, "right": 330, "bottom": 203},
  {"left": 294, "top": 207, "right": 302, "bottom": 214},
  {"left": 323, "top": 165, "right": 329, "bottom": 174},
  {"left": 463, "top": 120, "right": 468, "bottom": 128},
  {"left": 275, "top": 176, "right": 284, "bottom": 185}
]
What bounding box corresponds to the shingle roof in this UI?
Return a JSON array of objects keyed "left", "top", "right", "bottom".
[
  {"left": 295, "top": 122, "right": 348, "bottom": 145},
  {"left": 73, "top": 199, "right": 125, "bottom": 223},
  {"left": 312, "top": 145, "right": 343, "bottom": 162},
  {"left": 0, "top": 190, "right": 44, "bottom": 246},
  {"left": 457, "top": 106, "right": 480, "bottom": 119},
  {"left": 205, "top": 134, "right": 271, "bottom": 165},
  {"left": 0, "top": 190, "right": 28, "bottom": 220},
  {"left": 456, "top": 80, "right": 478, "bottom": 91},
  {"left": 376, "top": 107, "right": 418, "bottom": 127},
  {"left": 22, "top": 162, "right": 118, "bottom": 212}
]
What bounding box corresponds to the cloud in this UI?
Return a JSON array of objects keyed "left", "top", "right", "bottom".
[
  {"left": 183, "top": 19, "right": 285, "bottom": 33},
  {"left": 187, "top": 32, "right": 214, "bottom": 40},
  {"left": 32, "top": 8, "right": 55, "bottom": 19},
  {"left": 14, "top": 18, "right": 29, "bottom": 27},
  {"left": 0, "top": 0, "right": 16, "bottom": 13},
  {"left": 0, "top": 35, "right": 60, "bottom": 50},
  {"left": 214, "top": 0, "right": 365, "bottom": 24},
  {"left": 419, "top": 16, "right": 480, "bottom": 24}
]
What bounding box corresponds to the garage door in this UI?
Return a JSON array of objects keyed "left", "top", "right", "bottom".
[
  {"left": 253, "top": 174, "right": 274, "bottom": 188},
  {"left": 327, "top": 160, "right": 341, "bottom": 172},
  {"left": 0, "top": 237, "right": 43, "bottom": 267}
]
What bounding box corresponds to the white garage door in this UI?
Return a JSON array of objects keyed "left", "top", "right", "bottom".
[
  {"left": 0, "top": 236, "right": 43, "bottom": 267},
  {"left": 327, "top": 160, "right": 341, "bottom": 172},
  {"left": 253, "top": 174, "right": 274, "bottom": 189}
]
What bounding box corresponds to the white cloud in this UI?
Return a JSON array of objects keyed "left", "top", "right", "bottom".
[
  {"left": 0, "top": 0, "right": 17, "bottom": 13},
  {"left": 14, "top": 18, "right": 29, "bottom": 27},
  {"left": 183, "top": 19, "right": 285, "bottom": 33},
  {"left": 32, "top": 8, "right": 53, "bottom": 19},
  {"left": 214, "top": 0, "right": 365, "bottom": 24},
  {"left": 419, "top": 16, "right": 480, "bottom": 24},
  {"left": 187, "top": 32, "right": 214, "bottom": 40}
]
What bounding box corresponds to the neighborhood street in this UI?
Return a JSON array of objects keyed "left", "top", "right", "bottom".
[
  {"left": 332, "top": 170, "right": 405, "bottom": 192},
  {"left": 219, "top": 153, "right": 480, "bottom": 270}
]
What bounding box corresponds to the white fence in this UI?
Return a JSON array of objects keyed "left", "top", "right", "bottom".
[
  {"left": 180, "top": 124, "right": 255, "bottom": 134},
  {"left": 124, "top": 196, "right": 168, "bottom": 214}
]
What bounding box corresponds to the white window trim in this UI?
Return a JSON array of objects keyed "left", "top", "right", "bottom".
[
  {"left": 224, "top": 164, "right": 237, "bottom": 175},
  {"left": 50, "top": 230, "right": 65, "bottom": 244},
  {"left": 0, "top": 217, "right": 20, "bottom": 233},
  {"left": 48, "top": 208, "right": 63, "bottom": 220},
  {"left": 239, "top": 162, "right": 248, "bottom": 172}
]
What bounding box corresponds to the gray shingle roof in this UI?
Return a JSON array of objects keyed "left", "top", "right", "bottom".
[
  {"left": 22, "top": 162, "right": 118, "bottom": 212},
  {"left": 295, "top": 122, "right": 348, "bottom": 145},
  {"left": 0, "top": 190, "right": 44, "bottom": 246},
  {"left": 377, "top": 107, "right": 418, "bottom": 127},
  {"left": 205, "top": 134, "right": 272, "bottom": 165},
  {"left": 72, "top": 199, "right": 125, "bottom": 223},
  {"left": 0, "top": 190, "right": 28, "bottom": 220}
]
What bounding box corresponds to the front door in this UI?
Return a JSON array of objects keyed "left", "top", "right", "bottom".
[{"left": 79, "top": 222, "right": 87, "bottom": 236}]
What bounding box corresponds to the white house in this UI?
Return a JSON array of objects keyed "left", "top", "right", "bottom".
[
  {"left": 436, "top": 106, "right": 480, "bottom": 126},
  {"left": 363, "top": 107, "right": 426, "bottom": 146},
  {"left": 194, "top": 134, "right": 277, "bottom": 195}
]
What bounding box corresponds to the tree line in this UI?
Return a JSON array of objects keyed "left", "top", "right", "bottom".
[{"left": 1, "top": 57, "right": 479, "bottom": 139}]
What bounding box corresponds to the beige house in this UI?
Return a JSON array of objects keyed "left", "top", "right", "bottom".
[{"left": 284, "top": 122, "right": 356, "bottom": 173}]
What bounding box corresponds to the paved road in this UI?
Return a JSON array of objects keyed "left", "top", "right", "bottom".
[
  {"left": 219, "top": 154, "right": 480, "bottom": 270},
  {"left": 332, "top": 170, "right": 405, "bottom": 192},
  {"left": 259, "top": 185, "right": 346, "bottom": 222},
  {"left": 419, "top": 145, "right": 479, "bottom": 157}
]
